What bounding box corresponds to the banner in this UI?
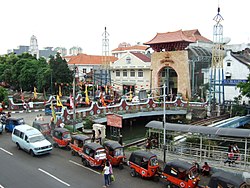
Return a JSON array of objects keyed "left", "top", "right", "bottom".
[
  {"left": 56, "top": 95, "right": 63, "bottom": 107},
  {"left": 34, "top": 87, "right": 37, "bottom": 99},
  {"left": 85, "top": 85, "right": 90, "bottom": 105},
  {"left": 51, "top": 102, "right": 57, "bottom": 124}
]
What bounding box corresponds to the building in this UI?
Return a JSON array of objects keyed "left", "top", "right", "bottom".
[
  {"left": 69, "top": 46, "right": 83, "bottom": 56},
  {"left": 66, "top": 53, "right": 118, "bottom": 84},
  {"left": 7, "top": 45, "right": 30, "bottom": 55},
  {"left": 111, "top": 52, "right": 151, "bottom": 95},
  {"left": 54, "top": 47, "right": 67, "bottom": 57},
  {"left": 111, "top": 43, "right": 150, "bottom": 59},
  {"left": 29, "top": 35, "right": 39, "bottom": 57},
  {"left": 144, "top": 29, "right": 211, "bottom": 99},
  {"left": 223, "top": 49, "right": 250, "bottom": 104}
]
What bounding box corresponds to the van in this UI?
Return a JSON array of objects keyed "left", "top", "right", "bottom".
[{"left": 12, "top": 124, "right": 53, "bottom": 156}]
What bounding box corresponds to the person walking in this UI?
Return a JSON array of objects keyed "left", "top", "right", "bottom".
[
  {"left": 91, "top": 129, "right": 95, "bottom": 142},
  {"left": 102, "top": 161, "right": 110, "bottom": 188},
  {"left": 108, "top": 160, "right": 113, "bottom": 185}
]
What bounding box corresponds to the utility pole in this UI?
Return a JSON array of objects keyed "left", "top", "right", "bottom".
[{"left": 73, "top": 64, "right": 76, "bottom": 132}]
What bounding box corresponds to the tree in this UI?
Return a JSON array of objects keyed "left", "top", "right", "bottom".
[
  {"left": 237, "top": 74, "right": 250, "bottom": 98},
  {"left": 0, "top": 86, "right": 8, "bottom": 103}
]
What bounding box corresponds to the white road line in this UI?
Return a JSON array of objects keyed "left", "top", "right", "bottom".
[
  {"left": 69, "top": 160, "right": 101, "bottom": 175},
  {"left": 0, "top": 184, "right": 5, "bottom": 188},
  {"left": 0, "top": 147, "right": 13, "bottom": 156},
  {"left": 38, "top": 168, "right": 70, "bottom": 187}
]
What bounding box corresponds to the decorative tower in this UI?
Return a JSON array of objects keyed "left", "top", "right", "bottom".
[
  {"left": 29, "top": 35, "right": 39, "bottom": 58},
  {"left": 101, "top": 27, "right": 110, "bottom": 86},
  {"left": 208, "top": 7, "right": 225, "bottom": 116}
]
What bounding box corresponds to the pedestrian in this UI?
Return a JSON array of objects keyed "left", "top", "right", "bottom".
[
  {"left": 91, "top": 129, "right": 95, "bottom": 142},
  {"left": 145, "top": 137, "right": 152, "bottom": 152},
  {"left": 7, "top": 112, "right": 11, "bottom": 118},
  {"left": 39, "top": 114, "right": 44, "bottom": 121},
  {"left": 108, "top": 160, "right": 113, "bottom": 185},
  {"left": 102, "top": 161, "right": 110, "bottom": 188},
  {"left": 35, "top": 114, "right": 39, "bottom": 121},
  {"left": 201, "top": 162, "right": 210, "bottom": 176},
  {"left": 97, "top": 129, "right": 102, "bottom": 144}
]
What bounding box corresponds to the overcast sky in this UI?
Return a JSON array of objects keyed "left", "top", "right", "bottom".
[{"left": 0, "top": 0, "right": 249, "bottom": 55}]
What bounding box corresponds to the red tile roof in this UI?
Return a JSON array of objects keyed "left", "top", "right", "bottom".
[
  {"left": 131, "top": 52, "right": 151, "bottom": 62},
  {"left": 67, "top": 53, "right": 118, "bottom": 65},
  {"left": 144, "top": 29, "right": 211, "bottom": 45},
  {"left": 112, "top": 45, "right": 149, "bottom": 52}
]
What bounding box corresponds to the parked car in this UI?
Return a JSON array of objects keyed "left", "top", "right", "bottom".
[
  {"left": 52, "top": 127, "right": 71, "bottom": 149},
  {"left": 161, "top": 159, "right": 200, "bottom": 188},
  {"left": 128, "top": 150, "right": 160, "bottom": 181},
  {"left": 32, "top": 120, "right": 51, "bottom": 137},
  {"left": 207, "top": 171, "right": 248, "bottom": 188},
  {"left": 12, "top": 124, "right": 53, "bottom": 156},
  {"left": 5, "top": 117, "right": 25, "bottom": 132},
  {"left": 0, "top": 122, "right": 3, "bottom": 134},
  {"left": 81, "top": 142, "right": 106, "bottom": 168},
  {"left": 103, "top": 140, "right": 126, "bottom": 169},
  {"left": 70, "top": 134, "right": 91, "bottom": 156}
]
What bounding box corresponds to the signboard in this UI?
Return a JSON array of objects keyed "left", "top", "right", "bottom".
[
  {"left": 107, "top": 114, "right": 122, "bottom": 128},
  {"left": 222, "top": 79, "right": 247, "bottom": 86}
]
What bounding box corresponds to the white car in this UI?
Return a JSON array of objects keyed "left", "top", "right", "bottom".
[{"left": 12, "top": 124, "right": 52, "bottom": 156}]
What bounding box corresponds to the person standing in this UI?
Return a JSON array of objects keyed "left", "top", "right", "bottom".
[
  {"left": 97, "top": 129, "right": 102, "bottom": 144},
  {"left": 108, "top": 160, "right": 113, "bottom": 185},
  {"left": 91, "top": 130, "right": 95, "bottom": 142},
  {"left": 145, "top": 137, "right": 152, "bottom": 152},
  {"left": 102, "top": 161, "right": 110, "bottom": 188}
]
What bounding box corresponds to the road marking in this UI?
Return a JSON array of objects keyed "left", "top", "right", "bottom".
[
  {"left": 69, "top": 160, "right": 101, "bottom": 175},
  {"left": 0, "top": 147, "right": 13, "bottom": 156},
  {"left": 0, "top": 184, "right": 5, "bottom": 188},
  {"left": 38, "top": 168, "right": 70, "bottom": 187}
]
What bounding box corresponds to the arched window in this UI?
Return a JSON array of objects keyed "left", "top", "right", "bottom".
[
  {"left": 138, "top": 69, "right": 143, "bottom": 77},
  {"left": 123, "top": 69, "right": 127, "bottom": 77},
  {"left": 130, "top": 69, "right": 135, "bottom": 77}
]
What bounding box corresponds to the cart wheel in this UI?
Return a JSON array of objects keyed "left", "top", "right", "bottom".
[
  {"left": 71, "top": 150, "right": 76, "bottom": 156},
  {"left": 30, "top": 150, "right": 35, "bottom": 157},
  {"left": 153, "top": 176, "right": 159, "bottom": 182},
  {"left": 53, "top": 143, "right": 58, "bottom": 148},
  {"left": 118, "top": 163, "right": 124, "bottom": 170},
  {"left": 130, "top": 168, "right": 137, "bottom": 177},
  {"left": 82, "top": 159, "right": 88, "bottom": 166},
  {"left": 16, "top": 143, "right": 21, "bottom": 150}
]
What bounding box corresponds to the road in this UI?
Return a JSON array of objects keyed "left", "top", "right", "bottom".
[{"left": 0, "top": 112, "right": 165, "bottom": 188}]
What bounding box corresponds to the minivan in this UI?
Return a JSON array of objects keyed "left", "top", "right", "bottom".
[{"left": 12, "top": 124, "right": 53, "bottom": 156}]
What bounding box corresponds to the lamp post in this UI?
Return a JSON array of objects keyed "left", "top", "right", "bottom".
[{"left": 163, "top": 83, "right": 166, "bottom": 162}]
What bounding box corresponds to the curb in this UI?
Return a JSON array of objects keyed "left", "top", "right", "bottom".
[{"left": 7, "top": 109, "right": 45, "bottom": 114}]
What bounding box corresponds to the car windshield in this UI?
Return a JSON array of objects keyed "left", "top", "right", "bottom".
[
  {"left": 63, "top": 133, "right": 71, "bottom": 139},
  {"left": 150, "top": 157, "right": 158, "bottom": 166},
  {"left": 96, "top": 149, "right": 106, "bottom": 156},
  {"left": 114, "top": 148, "right": 124, "bottom": 157},
  {"left": 29, "top": 135, "right": 45, "bottom": 143}
]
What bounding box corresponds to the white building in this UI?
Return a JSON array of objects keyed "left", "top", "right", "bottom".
[{"left": 111, "top": 52, "right": 151, "bottom": 95}]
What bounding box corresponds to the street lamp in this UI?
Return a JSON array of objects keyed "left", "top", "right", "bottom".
[
  {"left": 73, "top": 64, "right": 76, "bottom": 132},
  {"left": 163, "top": 83, "right": 166, "bottom": 162}
]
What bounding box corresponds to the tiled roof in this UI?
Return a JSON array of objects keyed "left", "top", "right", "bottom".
[
  {"left": 67, "top": 53, "right": 118, "bottom": 65},
  {"left": 131, "top": 52, "right": 151, "bottom": 62},
  {"left": 231, "top": 51, "right": 250, "bottom": 67},
  {"left": 112, "top": 45, "right": 149, "bottom": 52},
  {"left": 144, "top": 29, "right": 211, "bottom": 45}
]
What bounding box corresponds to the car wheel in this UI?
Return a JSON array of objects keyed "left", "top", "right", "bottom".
[
  {"left": 16, "top": 143, "right": 21, "bottom": 150},
  {"left": 30, "top": 150, "right": 35, "bottom": 157},
  {"left": 118, "top": 163, "right": 124, "bottom": 170},
  {"left": 53, "top": 143, "right": 58, "bottom": 148},
  {"left": 71, "top": 150, "right": 76, "bottom": 156},
  {"left": 130, "top": 168, "right": 137, "bottom": 177}
]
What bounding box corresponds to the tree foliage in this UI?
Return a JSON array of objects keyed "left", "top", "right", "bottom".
[
  {"left": 0, "top": 52, "right": 73, "bottom": 95},
  {"left": 237, "top": 73, "right": 250, "bottom": 98}
]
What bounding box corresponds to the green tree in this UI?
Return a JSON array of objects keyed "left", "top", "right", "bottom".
[
  {"left": 0, "top": 86, "right": 8, "bottom": 103},
  {"left": 237, "top": 74, "right": 250, "bottom": 98}
]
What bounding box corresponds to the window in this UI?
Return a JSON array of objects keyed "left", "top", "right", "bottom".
[
  {"left": 123, "top": 70, "right": 128, "bottom": 77},
  {"left": 130, "top": 69, "right": 135, "bottom": 77},
  {"left": 138, "top": 69, "right": 143, "bottom": 77},
  {"left": 116, "top": 70, "right": 120, "bottom": 77},
  {"left": 82, "top": 69, "right": 86, "bottom": 73},
  {"left": 162, "top": 70, "right": 166, "bottom": 77},
  {"left": 126, "top": 56, "right": 131, "bottom": 64},
  {"left": 227, "top": 62, "right": 231, "bottom": 66}
]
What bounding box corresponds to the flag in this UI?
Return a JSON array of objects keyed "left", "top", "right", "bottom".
[
  {"left": 100, "top": 93, "right": 107, "bottom": 107},
  {"left": 59, "top": 85, "right": 62, "bottom": 97},
  {"left": 34, "top": 87, "right": 37, "bottom": 99},
  {"left": 129, "top": 89, "right": 133, "bottom": 101},
  {"left": 56, "top": 95, "right": 63, "bottom": 107},
  {"left": 85, "top": 85, "right": 90, "bottom": 105},
  {"left": 51, "top": 102, "right": 57, "bottom": 124},
  {"left": 69, "top": 94, "right": 74, "bottom": 108},
  {"left": 21, "top": 88, "right": 24, "bottom": 101}
]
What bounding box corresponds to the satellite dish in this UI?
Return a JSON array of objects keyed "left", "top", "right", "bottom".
[{"left": 222, "top": 37, "right": 231, "bottom": 44}]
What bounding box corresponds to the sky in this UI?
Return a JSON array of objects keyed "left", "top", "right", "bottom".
[{"left": 0, "top": 0, "right": 250, "bottom": 55}]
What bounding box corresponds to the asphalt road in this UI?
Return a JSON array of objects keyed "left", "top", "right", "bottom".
[{"left": 0, "top": 112, "right": 165, "bottom": 188}]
